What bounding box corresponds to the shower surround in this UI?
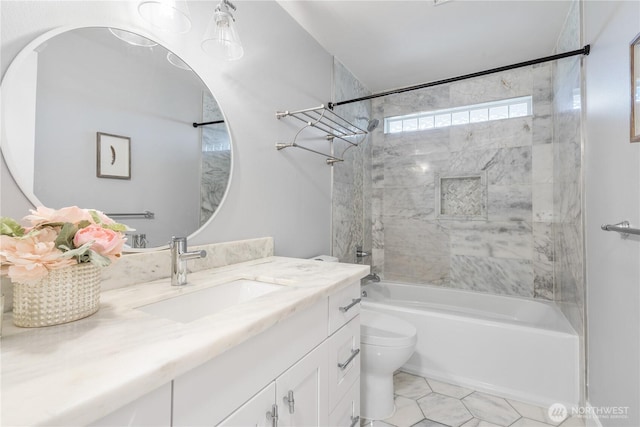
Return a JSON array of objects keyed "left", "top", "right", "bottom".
[
  {"left": 329, "top": 0, "right": 584, "bottom": 405},
  {"left": 370, "top": 63, "right": 557, "bottom": 300}
]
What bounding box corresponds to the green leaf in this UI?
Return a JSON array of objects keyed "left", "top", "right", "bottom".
[
  {"left": 55, "top": 222, "right": 78, "bottom": 250},
  {"left": 89, "top": 210, "right": 102, "bottom": 224},
  {"left": 59, "top": 241, "right": 92, "bottom": 260},
  {"left": 88, "top": 250, "right": 111, "bottom": 267},
  {"left": 102, "top": 223, "right": 129, "bottom": 232},
  {"left": 0, "top": 217, "right": 25, "bottom": 237},
  {"left": 77, "top": 220, "right": 91, "bottom": 229}
]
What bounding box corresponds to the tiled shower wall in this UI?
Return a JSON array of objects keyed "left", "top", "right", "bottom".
[
  {"left": 370, "top": 64, "right": 556, "bottom": 299},
  {"left": 553, "top": 0, "right": 584, "bottom": 339},
  {"left": 331, "top": 59, "right": 373, "bottom": 263},
  {"left": 552, "top": 0, "right": 585, "bottom": 402}
]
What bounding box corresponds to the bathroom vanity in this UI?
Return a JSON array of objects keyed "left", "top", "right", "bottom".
[{"left": 0, "top": 251, "right": 368, "bottom": 426}]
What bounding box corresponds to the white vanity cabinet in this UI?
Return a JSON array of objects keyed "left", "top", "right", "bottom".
[
  {"left": 90, "top": 383, "right": 172, "bottom": 427},
  {"left": 219, "top": 341, "right": 328, "bottom": 426},
  {"left": 172, "top": 280, "right": 362, "bottom": 427}
]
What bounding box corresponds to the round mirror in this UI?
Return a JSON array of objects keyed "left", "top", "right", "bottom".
[{"left": 1, "top": 27, "right": 232, "bottom": 250}]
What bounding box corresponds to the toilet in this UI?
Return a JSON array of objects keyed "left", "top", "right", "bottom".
[
  {"left": 308, "top": 256, "right": 417, "bottom": 420},
  {"left": 360, "top": 308, "right": 417, "bottom": 420}
]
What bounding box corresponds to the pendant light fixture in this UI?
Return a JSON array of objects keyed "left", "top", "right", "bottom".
[
  {"left": 201, "top": 0, "right": 244, "bottom": 61},
  {"left": 138, "top": 0, "right": 192, "bottom": 34}
]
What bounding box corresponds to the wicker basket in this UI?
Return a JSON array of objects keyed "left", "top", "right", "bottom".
[{"left": 13, "top": 263, "right": 101, "bottom": 327}]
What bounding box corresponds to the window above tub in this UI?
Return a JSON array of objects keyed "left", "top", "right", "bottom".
[{"left": 383, "top": 96, "right": 533, "bottom": 134}]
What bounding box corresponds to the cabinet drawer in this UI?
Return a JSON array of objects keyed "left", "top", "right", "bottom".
[
  {"left": 328, "top": 281, "right": 361, "bottom": 335},
  {"left": 327, "top": 315, "right": 360, "bottom": 412},
  {"left": 328, "top": 377, "right": 360, "bottom": 427}
]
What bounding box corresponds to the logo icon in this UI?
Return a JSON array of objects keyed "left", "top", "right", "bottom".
[{"left": 548, "top": 403, "right": 568, "bottom": 423}]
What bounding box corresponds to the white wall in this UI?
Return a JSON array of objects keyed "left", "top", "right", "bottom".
[
  {"left": 0, "top": 1, "right": 334, "bottom": 257},
  {"left": 584, "top": 1, "right": 640, "bottom": 425}
]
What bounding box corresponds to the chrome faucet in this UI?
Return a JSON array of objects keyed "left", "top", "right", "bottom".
[
  {"left": 170, "top": 236, "right": 207, "bottom": 286},
  {"left": 355, "top": 245, "right": 370, "bottom": 259}
]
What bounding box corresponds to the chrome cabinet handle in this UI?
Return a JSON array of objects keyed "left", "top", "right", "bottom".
[
  {"left": 339, "top": 298, "right": 361, "bottom": 313},
  {"left": 266, "top": 404, "right": 278, "bottom": 427},
  {"left": 283, "top": 390, "right": 295, "bottom": 414},
  {"left": 350, "top": 415, "right": 360, "bottom": 427},
  {"left": 337, "top": 348, "right": 360, "bottom": 370}
]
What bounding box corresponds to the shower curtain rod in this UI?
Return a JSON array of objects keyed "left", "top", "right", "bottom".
[
  {"left": 327, "top": 45, "right": 591, "bottom": 109},
  {"left": 193, "top": 119, "right": 225, "bottom": 128}
]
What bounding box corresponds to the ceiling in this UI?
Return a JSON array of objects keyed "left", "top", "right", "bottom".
[{"left": 277, "top": 0, "right": 573, "bottom": 94}]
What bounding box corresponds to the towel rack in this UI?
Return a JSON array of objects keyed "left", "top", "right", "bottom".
[
  {"left": 106, "top": 211, "right": 155, "bottom": 219},
  {"left": 275, "top": 104, "right": 368, "bottom": 165},
  {"left": 601, "top": 221, "right": 640, "bottom": 238}
]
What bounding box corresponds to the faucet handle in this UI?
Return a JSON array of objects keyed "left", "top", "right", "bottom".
[{"left": 170, "top": 236, "right": 187, "bottom": 251}]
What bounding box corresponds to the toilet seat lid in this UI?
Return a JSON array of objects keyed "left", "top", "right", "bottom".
[{"left": 360, "top": 308, "right": 417, "bottom": 347}]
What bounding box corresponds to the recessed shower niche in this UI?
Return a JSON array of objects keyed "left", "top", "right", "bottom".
[{"left": 435, "top": 172, "right": 487, "bottom": 220}]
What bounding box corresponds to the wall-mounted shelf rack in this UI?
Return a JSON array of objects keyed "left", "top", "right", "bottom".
[{"left": 275, "top": 104, "right": 367, "bottom": 165}]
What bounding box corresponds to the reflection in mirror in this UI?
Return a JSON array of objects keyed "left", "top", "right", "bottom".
[{"left": 1, "top": 27, "right": 231, "bottom": 249}]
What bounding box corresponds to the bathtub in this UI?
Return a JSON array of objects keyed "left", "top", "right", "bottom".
[{"left": 361, "top": 281, "right": 579, "bottom": 407}]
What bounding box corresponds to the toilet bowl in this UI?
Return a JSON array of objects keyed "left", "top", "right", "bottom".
[{"left": 360, "top": 307, "right": 417, "bottom": 420}]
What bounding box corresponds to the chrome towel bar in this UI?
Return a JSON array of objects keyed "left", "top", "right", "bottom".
[
  {"left": 106, "top": 211, "right": 155, "bottom": 219},
  {"left": 601, "top": 221, "right": 640, "bottom": 238}
]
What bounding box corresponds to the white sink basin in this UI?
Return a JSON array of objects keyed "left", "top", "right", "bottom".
[{"left": 136, "top": 279, "right": 285, "bottom": 323}]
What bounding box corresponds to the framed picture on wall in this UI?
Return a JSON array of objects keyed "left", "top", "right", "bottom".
[
  {"left": 97, "top": 132, "right": 131, "bottom": 179},
  {"left": 631, "top": 33, "right": 640, "bottom": 143}
]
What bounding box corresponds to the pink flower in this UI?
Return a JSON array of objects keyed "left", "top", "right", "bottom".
[
  {"left": 0, "top": 228, "right": 75, "bottom": 284},
  {"left": 73, "top": 225, "right": 124, "bottom": 262},
  {"left": 24, "top": 206, "right": 92, "bottom": 227}
]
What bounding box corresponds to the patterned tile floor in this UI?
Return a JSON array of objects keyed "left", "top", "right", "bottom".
[{"left": 362, "top": 371, "right": 585, "bottom": 427}]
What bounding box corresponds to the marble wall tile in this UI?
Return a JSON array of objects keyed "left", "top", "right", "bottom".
[
  {"left": 384, "top": 185, "right": 435, "bottom": 220},
  {"left": 384, "top": 218, "right": 450, "bottom": 284},
  {"left": 449, "top": 221, "right": 533, "bottom": 260},
  {"left": 450, "top": 117, "right": 533, "bottom": 152},
  {"left": 368, "top": 66, "right": 550, "bottom": 297},
  {"left": 383, "top": 153, "right": 444, "bottom": 188},
  {"left": 533, "top": 221, "right": 555, "bottom": 300},
  {"left": 450, "top": 69, "right": 533, "bottom": 106},
  {"left": 449, "top": 255, "right": 534, "bottom": 297},
  {"left": 384, "top": 250, "right": 450, "bottom": 285},
  {"left": 332, "top": 182, "right": 360, "bottom": 263},
  {"left": 534, "top": 261, "right": 554, "bottom": 300},
  {"left": 532, "top": 63, "right": 554, "bottom": 105},
  {"left": 487, "top": 184, "right": 532, "bottom": 222},
  {"left": 338, "top": 61, "right": 582, "bottom": 302},
  {"left": 532, "top": 144, "right": 554, "bottom": 184},
  {"left": 533, "top": 183, "right": 554, "bottom": 222},
  {"left": 449, "top": 146, "right": 532, "bottom": 186},
  {"left": 384, "top": 85, "right": 450, "bottom": 117},
  {"left": 372, "top": 188, "right": 384, "bottom": 248},
  {"left": 331, "top": 58, "right": 372, "bottom": 263}
]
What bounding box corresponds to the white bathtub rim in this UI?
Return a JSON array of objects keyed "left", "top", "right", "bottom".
[
  {"left": 399, "top": 365, "right": 580, "bottom": 409},
  {"left": 362, "top": 281, "right": 578, "bottom": 335},
  {"left": 361, "top": 299, "right": 577, "bottom": 337}
]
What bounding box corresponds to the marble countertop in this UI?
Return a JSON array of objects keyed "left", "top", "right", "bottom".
[{"left": 0, "top": 256, "right": 369, "bottom": 426}]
